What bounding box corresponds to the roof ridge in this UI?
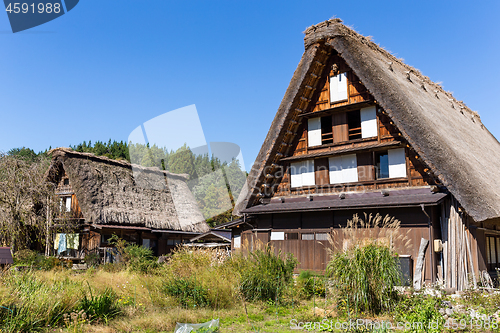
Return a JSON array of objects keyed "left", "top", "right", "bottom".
[{"left": 49, "top": 147, "right": 190, "bottom": 180}]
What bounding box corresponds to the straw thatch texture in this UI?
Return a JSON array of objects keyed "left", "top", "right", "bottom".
[
  {"left": 235, "top": 19, "right": 500, "bottom": 222},
  {"left": 47, "top": 148, "right": 209, "bottom": 232}
]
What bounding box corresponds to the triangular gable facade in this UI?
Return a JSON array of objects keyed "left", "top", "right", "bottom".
[{"left": 235, "top": 19, "right": 500, "bottom": 223}]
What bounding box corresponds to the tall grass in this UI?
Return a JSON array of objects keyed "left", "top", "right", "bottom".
[
  {"left": 162, "top": 247, "right": 239, "bottom": 309},
  {"left": 77, "top": 284, "right": 120, "bottom": 323},
  {"left": 327, "top": 213, "right": 406, "bottom": 315},
  {"left": 0, "top": 271, "right": 80, "bottom": 331},
  {"left": 238, "top": 245, "right": 297, "bottom": 302}
]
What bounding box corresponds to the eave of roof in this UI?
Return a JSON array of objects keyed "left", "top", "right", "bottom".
[
  {"left": 280, "top": 140, "right": 402, "bottom": 162},
  {"left": 242, "top": 188, "right": 447, "bottom": 214}
]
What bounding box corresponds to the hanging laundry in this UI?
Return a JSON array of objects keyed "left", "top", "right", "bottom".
[
  {"left": 54, "top": 234, "right": 61, "bottom": 250},
  {"left": 57, "top": 233, "right": 67, "bottom": 255},
  {"left": 67, "top": 234, "right": 79, "bottom": 250}
]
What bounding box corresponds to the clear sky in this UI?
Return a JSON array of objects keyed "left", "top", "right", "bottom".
[{"left": 0, "top": 1, "right": 498, "bottom": 171}]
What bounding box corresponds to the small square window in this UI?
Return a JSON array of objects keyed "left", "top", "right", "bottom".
[
  {"left": 376, "top": 152, "right": 389, "bottom": 179},
  {"left": 301, "top": 233, "right": 314, "bottom": 241},
  {"left": 63, "top": 178, "right": 70, "bottom": 185},
  {"left": 315, "top": 233, "right": 329, "bottom": 241}
]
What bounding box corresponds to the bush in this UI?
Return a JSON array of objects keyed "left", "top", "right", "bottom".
[
  {"left": 327, "top": 243, "right": 400, "bottom": 315},
  {"left": 297, "top": 271, "right": 326, "bottom": 299},
  {"left": 12, "top": 249, "right": 37, "bottom": 266},
  {"left": 124, "top": 244, "right": 159, "bottom": 273},
  {"left": 393, "top": 293, "right": 443, "bottom": 333},
  {"left": 12, "top": 250, "right": 71, "bottom": 271},
  {"left": 84, "top": 253, "right": 100, "bottom": 268},
  {"left": 164, "top": 276, "right": 210, "bottom": 308},
  {"left": 77, "top": 284, "right": 120, "bottom": 323},
  {"left": 239, "top": 246, "right": 297, "bottom": 302}
]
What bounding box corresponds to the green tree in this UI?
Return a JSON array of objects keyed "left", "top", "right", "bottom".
[
  {"left": 168, "top": 144, "right": 197, "bottom": 180},
  {"left": 7, "top": 147, "right": 38, "bottom": 162}
]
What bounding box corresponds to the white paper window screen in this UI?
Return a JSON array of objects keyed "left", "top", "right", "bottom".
[
  {"left": 388, "top": 148, "right": 407, "bottom": 178},
  {"left": 271, "top": 232, "right": 285, "bottom": 241},
  {"left": 330, "top": 73, "right": 348, "bottom": 103},
  {"left": 308, "top": 117, "right": 322, "bottom": 147},
  {"left": 302, "top": 233, "right": 314, "bottom": 241},
  {"left": 233, "top": 235, "right": 241, "bottom": 248},
  {"left": 329, "top": 154, "right": 358, "bottom": 184},
  {"left": 290, "top": 160, "right": 315, "bottom": 187},
  {"left": 316, "top": 233, "right": 329, "bottom": 241},
  {"left": 65, "top": 197, "right": 71, "bottom": 212},
  {"left": 360, "top": 106, "right": 377, "bottom": 138},
  {"left": 301, "top": 160, "right": 315, "bottom": 186}
]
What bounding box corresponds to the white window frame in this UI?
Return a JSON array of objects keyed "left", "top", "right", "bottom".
[
  {"left": 330, "top": 73, "right": 348, "bottom": 103},
  {"left": 328, "top": 154, "right": 358, "bottom": 184},
  {"left": 270, "top": 232, "right": 285, "bottom": 241},
  {"left": 388, "top": 148, "right": 407, "bottom": 178},
  {"left": 290, "top": 160, "right": 315, "bottom": 188},
  {"left": 307, "top": 117, "right": 322, "bottom": 147},
  {"left": 360, "top": 106, "right": 378, "bottom": 138}
]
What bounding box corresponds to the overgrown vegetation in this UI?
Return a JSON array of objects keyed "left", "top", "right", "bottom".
[
  {"left": 3, "top": 243, "right": 500, "bottom": 332},
  {"left": 239, "top": 246, "right": 297, "bottom": 302},
  {"left": 327, "top": 213, "right": 407, "bottom": 315}
]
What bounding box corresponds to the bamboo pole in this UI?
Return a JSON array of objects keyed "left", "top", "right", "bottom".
[{"left": 465, "top": 231, "right": 477, "bottom": 289}]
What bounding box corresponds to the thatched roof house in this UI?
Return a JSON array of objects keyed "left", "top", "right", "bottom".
[
  {"left": 235, "top": 19, "right": 500, "bottom": 223},
  {"left": 231, "top": 18, "right": 500, "bottom": 291},
  {"left": 47, "top": 148, "right": 208, "bottom": 233},
  {"left": 46, "top": 148, "right": 209, "bottom": 259}
]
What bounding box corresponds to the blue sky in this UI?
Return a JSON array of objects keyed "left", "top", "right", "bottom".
[{"left": 0, "top": 1, "right": 498, "bottom": 171}]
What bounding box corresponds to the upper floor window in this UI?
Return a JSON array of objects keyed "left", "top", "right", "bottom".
[
  {"left": 376, "top": 148, "right": 407, "bottom": 179},
  {"left": 63, "top": 178, "right": 70, "bottom": 186},
  {"left": 290, "top": 160, "right": 315, "bottom": 188},
  {"left": 307, "top": 106, "right": 378, "bottom": 147},
  {"left": 330, "top": 73, "right": 348, "bottom": 103},
  {"left": 329, "top": 154, "right": 358, "bottom": 184},
  {"left": 60, "top": 196, "right": 72, "bottom": 213}
]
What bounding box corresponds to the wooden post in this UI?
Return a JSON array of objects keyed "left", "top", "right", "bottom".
[
  {"left": 45, "top": 196, "right": 51, "bottom": 256},
  {"left": 413, "top": 238, "right": 429, "bottom": 290}
]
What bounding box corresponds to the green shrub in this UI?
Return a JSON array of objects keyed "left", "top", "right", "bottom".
[
  {"left": 12, "top": 249, "right": 37, "bottom": 266},
  {"left": 239, "top": 246, "right": 297, "bottom": 302},
  {"left": 297, "top": 271, "right": 326, "bottom": 299},
  {"left": 12, "top": 251, "right": 71, "bottom": 271},
  {"left": 393, "top": 293, "right": 443, "bottom": 333},
  {"left": 327, "top": 243, "right": 400, "bottom": 315},
  {"left": 77, "top": 284, "right": 120, "bottom": 323},
  {"left": 101, "top": 262, "right": 125, "bottom": 273},
  {"left": 164, "top": 247, "right": 238, "bottom": 309},
  {"left": 164, "top": 276, "right": 210, "bottom": 308},
  {"left": 124, "top": 244, "right": 159, "bottom": 273}
]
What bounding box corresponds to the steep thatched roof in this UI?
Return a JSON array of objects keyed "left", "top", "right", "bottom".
[
  {"left": 234, "top": 18, "right": 500, "bottom": 222},
  {"left": 47, "top": 148, "right": 209, "bottom": 233}
]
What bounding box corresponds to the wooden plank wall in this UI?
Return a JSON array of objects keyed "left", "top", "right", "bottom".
[{"left": 241, "top": 225, "right": 431, "bottom": 275}]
